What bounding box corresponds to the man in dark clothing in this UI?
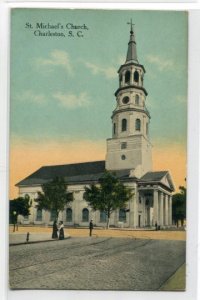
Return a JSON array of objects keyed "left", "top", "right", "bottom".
[
  {"left": 155, "top": 222, "right": 158, "bottom": 231},
  {"left": 89, "top": 219, "right": 93, "bottom": 236}
]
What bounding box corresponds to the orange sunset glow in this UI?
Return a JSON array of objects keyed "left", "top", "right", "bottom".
[{"left": 9, "top": 140, "right": 186, "bottom": 199}]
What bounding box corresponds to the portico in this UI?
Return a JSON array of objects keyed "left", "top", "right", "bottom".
[{"left": 138, "top": 171, "right": 174, "bottom": 228}]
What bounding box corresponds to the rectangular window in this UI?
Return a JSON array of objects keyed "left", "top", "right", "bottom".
[
  {"left": 119, "top": 209, "right": 126, "bottom": 222},
  {"left": 121, "top": 142, "right": 127, "bottom": 149},
  {"left": 36, "top": 209, "right": 42, "bottom": 221},
  {"left": 100, "top": 211, "right": 107, "bottom": 223}
]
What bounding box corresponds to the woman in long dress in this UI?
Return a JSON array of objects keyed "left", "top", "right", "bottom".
[
  {"left": 52, "top": 220, "right": 58, "bottom": 239},
  {"left": 58, "top": 221, "right": 64, "bottom": 240}
]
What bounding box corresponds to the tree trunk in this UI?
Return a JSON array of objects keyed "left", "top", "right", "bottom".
[
  {"left": 106, "top": 217, "right": 110, "bottom": 229},
  {"left": 106, "top": 210, "right": 110, "bottom": 229}
]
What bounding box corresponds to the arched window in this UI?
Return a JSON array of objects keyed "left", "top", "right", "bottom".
[
  {"left": 100, "top": 211, "right": 107, "bottom": 223},
  {"left": 135, "top": 119, "right": 141, "bottom": 131},
  {"left": 66, "top": 208, "right": 72, "bottom": 222},
  {"left": 146, "top": 123, "right": 149, "bottom": 135},
  {"left": 119, "top": 209, "right": 126, "bottom": 222},
  {"left": 125, "top": 71, "right": 131, "bottom": 84},
  {"left": 36, "top": 209, "right": 42, "bottom": 221},
  {"left": 113, "top": 123, "right": 116, "bottom": 135},
  {"left": 50, "top": 209, "right": 57, "bottom": 221},
  {"left": 134, "top": 70, "right": 139, "bottom": 83},
  {"left": 82, "top": 208, "right": 89, "bottom": 222},
  {"left": 135, "top": 94, "right": 139, "bottom": 105},
  {"left": 122, "top": 119, "right": 127, "bottom": 132}
]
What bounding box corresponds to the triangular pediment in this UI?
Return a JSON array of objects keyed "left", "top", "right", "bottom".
[
  {"left": 160, "top": 172, "right": 175, "bottom": 191},
  {"left": 140, "top": 171, "right": 175, "bottom": 191}
]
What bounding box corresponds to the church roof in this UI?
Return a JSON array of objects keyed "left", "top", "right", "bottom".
[
  {"left": 140, "top": 171, "right": 168, "bottom": 181},
  {"left": 16, "top": 161, "right": 135, "bottom": 187},
  {"left": 139, "top": 171, "right": 175, "bottom": 191}
]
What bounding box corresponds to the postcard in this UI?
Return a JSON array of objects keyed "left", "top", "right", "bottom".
[{"left": 9, "top": 8, "right": 187, "bottom": 291}]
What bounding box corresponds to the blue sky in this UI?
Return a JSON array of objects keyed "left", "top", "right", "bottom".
[{"left": 10, "top": 9, "right": 187, "bottom": 145}]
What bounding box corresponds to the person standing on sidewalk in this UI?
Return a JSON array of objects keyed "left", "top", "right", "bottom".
[
  {"left": 52, "top": 220, "right": 58, "bottom": 239},
  {"left": 58, "top": 221, "right": 65, "bottom": 240},
  {"left": 89, "top": 219, "right": 93, "bottom": 237}
]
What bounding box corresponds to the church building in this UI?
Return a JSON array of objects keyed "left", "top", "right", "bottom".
[{"left": 16, "top": 23, "right": 175, "bottom": 228}]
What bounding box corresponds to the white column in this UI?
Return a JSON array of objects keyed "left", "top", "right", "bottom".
[
  {"left": 153, "top": 189, "right": 159, "bottom": 226},
  {"left": 165, "top": 194, "right": 169, "bottom": 226},
  {"left": 142, "top": 195, "right": 146, "bottom": 227},
  {"left": 114, "top": 210, "right": 119, "bottom": 227},
  {"left": 130, "top": 68, "right": 134, "bottom": 85},
  {"left": 44, "top": 210, "right": 50, "bottom": 225},
  {"left": 129, "top": 189, "right": 137, "bottom": 228},
  {"left": 122, "top": 72, "right": 125, "bottom": 86},
  {"left": 160, "top": 192, "right": 164, "bottom": 226},
  {"left": 73, "top": 195, "right": 80, "bottom": 225},
  {"left": 168, "top": 195, "right": 172, "bottom": 226}
]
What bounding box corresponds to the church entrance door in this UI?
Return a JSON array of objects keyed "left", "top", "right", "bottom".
[{"left": 138, "top": 215, "right": 141, "bottom": 227}]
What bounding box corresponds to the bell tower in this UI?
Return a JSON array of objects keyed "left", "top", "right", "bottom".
[{"left": 106, "top": 21, "right": 152, "bottom": 177}]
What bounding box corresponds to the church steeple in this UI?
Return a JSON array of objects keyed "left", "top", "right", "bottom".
[
  {"left": 106, "top": 22, "right": 152, "bottom": 176},
  {"left": 126, "top": 19, "right": 138, "bottom": 64}
]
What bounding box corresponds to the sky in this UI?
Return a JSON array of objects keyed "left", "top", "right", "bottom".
[{"left": 10, "top": 9, "right": 188, "bottom": 198}]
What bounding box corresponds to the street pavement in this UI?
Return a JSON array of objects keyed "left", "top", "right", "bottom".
[{"left": 9, "top": 236, "right": 186, "bottom": 291}]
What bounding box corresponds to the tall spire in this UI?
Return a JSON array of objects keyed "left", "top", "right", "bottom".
[{"left": 126, "top": 19, "right": 138, "bottom": 64}]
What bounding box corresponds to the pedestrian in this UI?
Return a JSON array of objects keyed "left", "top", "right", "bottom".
[
  {"left": 155, "top": 222, "right": 158, "bottom": 231},
  {"left": 58, "top": 221, "right": 65, "bottom": 240},
  {"left": 89, "top": 219, "right": 93, "bottom": 236},
  {"left": 52, "top": 220, "right": 58, "bottom": 239}
]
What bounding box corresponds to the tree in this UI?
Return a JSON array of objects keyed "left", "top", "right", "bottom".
[
  {"left": 35, "top": 176, "right": 73, "bottom": 220},
  {"left": 83, "top": 171, "right": 132, "bottom": 229},
  {"left": 172, "top": 186, "right": 186, "bottom": 227},
  {"left": 9, "top": 195, "right": 32, "bottom": 231}
]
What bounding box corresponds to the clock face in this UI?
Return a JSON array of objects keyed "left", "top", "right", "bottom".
[{"left": 122, "top": 96, "right": 129, "bottom": 104}]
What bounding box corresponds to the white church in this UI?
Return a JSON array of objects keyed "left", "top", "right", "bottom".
[{"left": 16, "top": 23, "right": 175, "bottom": 228}]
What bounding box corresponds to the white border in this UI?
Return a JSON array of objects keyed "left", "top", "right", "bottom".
[
  {"left": 0, "top": 2, "right": 199, "bottom": 300},
  {"left": 2, "top": 0, "right": 198, "bottom": 4}
]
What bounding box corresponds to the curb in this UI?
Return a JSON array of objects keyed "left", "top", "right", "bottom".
[
  {"left": 159, "top": 263, "right": 186, "bottom": 291},
  {"left": 9, "top": 236, "right": 71, "bottom": 247}
]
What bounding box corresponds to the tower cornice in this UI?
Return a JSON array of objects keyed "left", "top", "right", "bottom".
[
  {"left": 118, "top": 62, "right": 146, "bottom": 74},
  {"left": 115, "top": 85, "right": 148, "bottom": 97},
  {"left": 111, "top": 107, "right": 151, "bottom": 119}
]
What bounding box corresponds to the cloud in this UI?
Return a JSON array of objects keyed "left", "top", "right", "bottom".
[
  {"left": 16, "top": 90, "right": 46, "bottom": 104},
  {"left": 53, "top": 92, "right": 91, "bottom": 108},
  {"left": 146, "top": 55, "right": 174, "bottom": 71},
  {"left": 84, "top": 62, "right": 116, "bottom": 79},
  {"left": 35, "top": 49, "right": 73, "bottom": 74}
]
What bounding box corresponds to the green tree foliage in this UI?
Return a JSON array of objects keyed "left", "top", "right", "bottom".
[
  {"left": 35, "top": 177, "right": 73, "bottom": 219},
  {"left": 172, "top": 186, "right": 186, "bottom": 227},
  {"left": 9, "top": 195, "right": 32, "bottom": 224},
  {"left": 84, "top": 171, "right": 132, "bottom": 228}
]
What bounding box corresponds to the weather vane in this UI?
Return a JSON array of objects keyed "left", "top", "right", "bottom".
[{"left": 127, "top": 19, "right": 135, "bottom": 34}]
